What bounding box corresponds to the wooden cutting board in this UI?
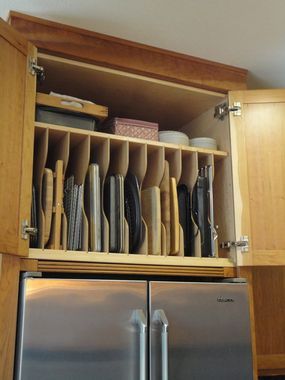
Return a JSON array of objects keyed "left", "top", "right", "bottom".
[
  {"left": 47, "top": 160, "right": 63, "bottom": 250},
  {"left": 161, "top": 222, "right": 167, "bottom": 256},
  {"left": 42, "top": 168, "right": 53, "bottom": 245},
  {"left": 141, "top": 187, "right": 161, "bottom": 255},
  {"left": 170, "top": 177, "right": 180, "bottom": 255},
  {"left": 160, "top": 161, "right": 170, "bottom": 255}
]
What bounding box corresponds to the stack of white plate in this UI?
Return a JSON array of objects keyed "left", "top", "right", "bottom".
[
  {"left": 189, "top": 137, "right": 217, "bottom": 150},
  {"left": 159, "top": 131, "right": 189, "bottom": 145}
]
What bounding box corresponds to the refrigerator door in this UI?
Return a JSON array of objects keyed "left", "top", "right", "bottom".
[
  {"left": 150, "top": 281, "right": 253, "bottom": 380},
  {"left": 15, "top": 278, "right": 147, "bottom": 380}
]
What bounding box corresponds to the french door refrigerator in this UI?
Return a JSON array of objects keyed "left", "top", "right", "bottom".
[{"left": 15, "top": 276, "right": 253, "bottom": 380}]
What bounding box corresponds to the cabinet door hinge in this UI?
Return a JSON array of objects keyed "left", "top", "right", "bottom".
[
  {"left": 21, "top": 219, "right": 38, "bottom": 240},
  {"left": 214, "top": 102, "right": 242, "bottom": 120},
  {"left": 29, "top": 57, "right": 45, "bottom": 81},
  {"left": 220, "top": 236, "right": 249, "bottom": 253}
]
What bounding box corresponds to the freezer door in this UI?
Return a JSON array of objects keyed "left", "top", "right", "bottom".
[
  {"left": 15, "top": 278, "right": 147, "bottom": 380},
  {"left": 150, "top": 281, "right": 253, "bottom": 380}
]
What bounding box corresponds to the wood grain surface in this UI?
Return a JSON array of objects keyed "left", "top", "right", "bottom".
[
  {"left": 239, "top": 266, "right": 285, "bottom": 375},
  {"left": 230, "top": 90, "right": 285, "bottom": 266},
  {"left": 37, "top": 53, "right": 225, "bottom": 131},
  {"left": 47, "top": 160, "right": 63, "bottom": 249},
  {"left": 9, "top": 11, "right": 248, "bottom": 93},
  {"left": 169, "top": 177, "right": 180, "bottom": 255},
  {"left": 142, "top": 187, "right": 161, "bottom": 255},
  {"left": 253, "top": 267, "right": 285, "bottom": 356},
  {"left": 37, "top": 92, "right": 108, "bottom": 120},
  {"left": 0, "top": 254, "right": 20, "bottom": 380},
  {"left": 28, "top": 248, "right": 234, "bottom": 267},
  {"left": 42, "top": 168, "right": 53, "bottom": 245},
  {"left": 0, "top": 19, "right": 36, "bottom": 256},
  {"left": 258, "top": 354, "right": 285, "bottom": 375},
  {"left": 36, "top": 121, "right": 228, "bottom": 159},
  {"left": 22, "top": 256, "right": 236, "bottom": 277},
  {"left": 160, "top": 161, "right": 170, "bottom": 254}
]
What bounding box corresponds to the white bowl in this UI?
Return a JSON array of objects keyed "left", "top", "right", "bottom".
[
  {"left": 159, "top": 131, "right": 189, "bottom": 145},
  {"left": 189, "top": 137, "right": 217, "bottom": 150}
]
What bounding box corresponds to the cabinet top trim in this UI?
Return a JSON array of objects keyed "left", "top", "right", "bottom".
[{"left": 9, "top": 11, "right": 248, "bottom": 94}]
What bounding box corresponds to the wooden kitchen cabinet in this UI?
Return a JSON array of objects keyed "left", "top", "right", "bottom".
[
  {"left": 252, "top": 266, "right": 285, "bottom": 376},
  {"left": 3, "top": 11, "right": 285, "bottom": 269},
  {"left": 0, "top": 254, "right": 21, "bottom": 380},
  {"left": 1, "top": 11, "right": 285, "bottom": 377},
  {"left": 0, "top": 13, "right": 239, "bottom": 274},
  {"left": 229, "top": 90, "right": 285, "bottom": 266},
  {"left": 0, "top": 18, "right": 36, "bottom": 257}
]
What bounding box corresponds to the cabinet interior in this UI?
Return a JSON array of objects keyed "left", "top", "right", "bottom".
[
  {"left": 31, "top": 52, "right": 234, "bottom": 264},
  {"left": 37, "top": 53, "right": 225, "bottom": 131}
]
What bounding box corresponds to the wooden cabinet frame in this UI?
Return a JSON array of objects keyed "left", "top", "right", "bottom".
[
  {"left": 3, "top": 11, "right": 285, "bottom": 378},
  {"left": 0, "top": 18, "right": 36, "bottom": 256},
  {"left": 8, "top": 11, "right": 248, "bottom": 94}
]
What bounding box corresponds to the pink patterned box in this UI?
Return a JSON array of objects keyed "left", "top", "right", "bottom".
[{"left": 103, "top": 118, "right": 159, "bottom": 141}]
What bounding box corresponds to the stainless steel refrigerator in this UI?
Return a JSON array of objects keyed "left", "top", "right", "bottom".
[{"left": 15, "top": 275, "right": 253, "bottom": 380}]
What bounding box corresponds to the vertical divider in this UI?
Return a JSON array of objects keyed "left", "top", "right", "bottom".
[
  {"left": 160, "top": 160, "right": 170, "bottom": 256},
  {"left": 108, "top": 140, "right": 129, "bottom": 176},
  {"left": 50, "top": 132, "right": 69, "bottom": 250},
  {"left": 128, "top": 142, "right": 147, "bottom": 185},
  {"left": 179, "top": 225, "right": 184, "bottom": 257},
  {"left": 161, "top": 223, "right": 167, "bottom": 256},
  {"left": 165, "top": 147, "right": 182, "bottom": 183},
  {"left": 32, "top": 128, "right": 48, "bottom": 249},
  {"left": 124, "top": 221, "right": 129, "bottom": 255},
  {"left": 65, "top": 134, "right": 90, "bottom": 251},
  {"left": 180, "top": 150, "right": 199, "bottom": 190},
  {"left": 78, "top": 136, "right": 90, "bottom": 252},
  {"left": 142, "top": 145, "right": 164, "bottom": 255},
  {"left": 169, "top": 177, "right": 180, "bottom": 255},
  {"left": 47, "top": 130, "right": 70, "bottom": 250},
  {"left": 142, "top": 145, "right": 165, "bottom": 189},
  {"left": 107, "top": 139, "right": 129, "bottom": 253},
  {"left": 90, "top": 136, "right": 110, "bottom": 253},
  {"left": 128, "top": 142, "right": 147, "bottom": 255},
  {"left": 51, "top": 160, "right": 64, "bottom": 249},
  {"left": 61, "top": 134, "right": 70, "bottom": 250},
  {"left": 214, "top": 154, "right": 233, "bottom": 259},
  {"left": 138, "top": 220, "right": 148, "bottom": 255},
  {"left": 198, "top": 153, "right": 217, "bottom": 256},
  {"left": 165, "top": 147, "right": 182, "bottom": 256},
  {"left": 180, "top": 150, "right": 201, "bottom": 257},
  {"left": 198, "top": 153, "right": 215, "bottom": 174}
]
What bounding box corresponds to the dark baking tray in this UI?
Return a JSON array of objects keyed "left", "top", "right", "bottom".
[{"left": 36, "top": 106, "right": 97, "bottom": 131}]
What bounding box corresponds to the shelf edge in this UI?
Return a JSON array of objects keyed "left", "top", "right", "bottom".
[{"left": 28, "top": 249, "right": 234, "bottom": 268}]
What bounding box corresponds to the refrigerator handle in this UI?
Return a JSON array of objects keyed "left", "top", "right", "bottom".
[
  {"left": 154, "top": 309, "right": 169, "bottom": 380},
  {"left": 132, "top": 309, "right": 147, "bottom": 380}
]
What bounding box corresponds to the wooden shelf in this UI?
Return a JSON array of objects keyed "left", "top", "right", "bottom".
[
  {"left": 35, "top": 122, "right": 228, "bottom": 160},
  {"left": 27, "top": 249, "right": 235, "bottom": 277},
  {"left": 29, "top": 249, "right": 233, "bottom": 267},
  {"left": 32, "top": 122, "right": 230, "bottom": 268}
]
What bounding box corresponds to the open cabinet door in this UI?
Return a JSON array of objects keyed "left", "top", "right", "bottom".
[
  {"left": 0, "top": 19, "right": 36, "bottom": 256},
  {"left": 229, "top": 90, "right": 285, "bottom": 266}
]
